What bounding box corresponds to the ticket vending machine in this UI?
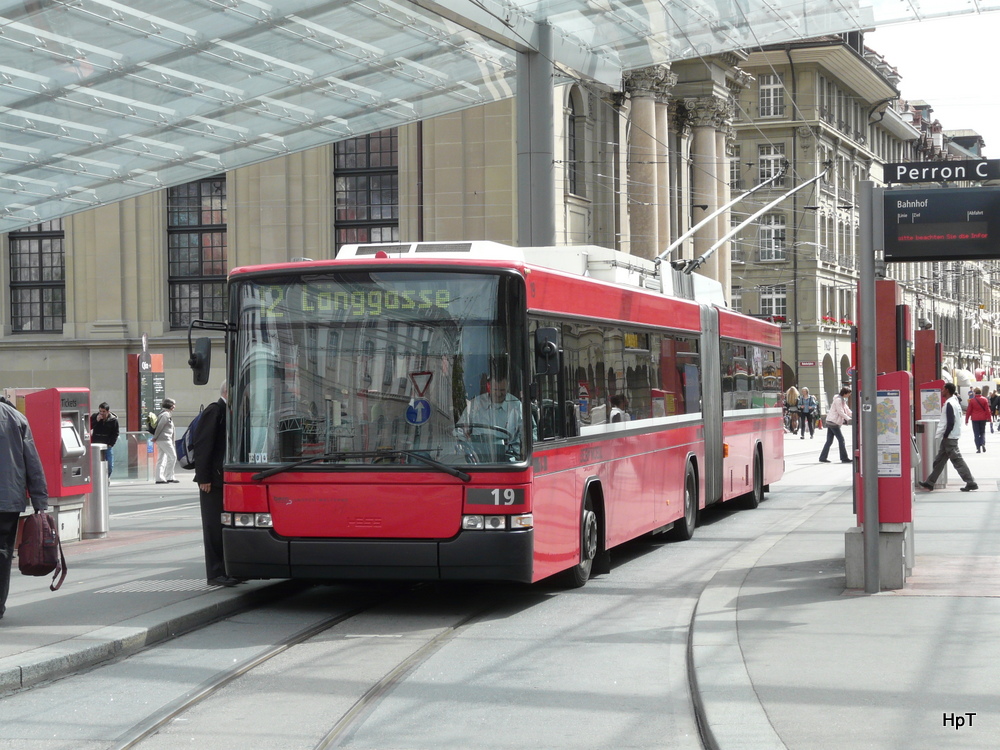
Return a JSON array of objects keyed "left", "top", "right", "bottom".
[{"left": 22, "top": 388, "right": 91, "bottom": 543}]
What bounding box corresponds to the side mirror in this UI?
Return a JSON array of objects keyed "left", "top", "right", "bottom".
[
  {"left": 535, "top": 327, "right": 559, "bottom": 376},
  {"left": 189, "top": 337, "right": 212, "bottom": 385}
]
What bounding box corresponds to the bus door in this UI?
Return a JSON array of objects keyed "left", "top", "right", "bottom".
[{"left": 700, "top": 305, "right": 724, "bottom": 505}]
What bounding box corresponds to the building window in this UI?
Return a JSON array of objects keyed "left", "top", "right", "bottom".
[
  {"left": 759, "top": 285, "right": 787, "bottom": 320},
  {"left": 567, "top": 90, "right": 585, "bottom": 197},
  {"left": 758, "top": 213, "right": 786, "bottom": 261},
  {"left": 729, "top": 144, "right": 742, "bottom": 190},
  {"left": 731, "top": 285, "right": 742, "bottom": 312},
  {"left": 9, "top": 219, "right": 65, "bottom": 333},
  {"left": 167, "top": 177, "right": 227, "bottom": 329},
  {"left": 759, "top": 74, "right": 785, "bottom": 118},
  {"left": 731, "top": 216, "right": 748, "bottom": 263},
  {"left": 335, "top": 129, "right": 399, "bottom": 251},
  {"left": 758, "top": 143, "right": 785, "bottom": 186}
]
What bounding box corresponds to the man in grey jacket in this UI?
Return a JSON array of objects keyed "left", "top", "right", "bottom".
[{"left": 0, "top": 396, "right": 49, "bottom": 620}]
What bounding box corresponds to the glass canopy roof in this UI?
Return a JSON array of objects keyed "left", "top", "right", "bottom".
[{"left": 1, "top": 0, "right": 997, "bottom": 233}]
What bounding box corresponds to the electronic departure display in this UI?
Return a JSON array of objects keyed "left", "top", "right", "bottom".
[{"left": 883, "top": 187, "right": 1000, "bottom": 262}]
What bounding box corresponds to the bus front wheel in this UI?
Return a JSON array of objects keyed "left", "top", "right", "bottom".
[{"left": 560, "top": 495, "right": 598, "bottom": 588}]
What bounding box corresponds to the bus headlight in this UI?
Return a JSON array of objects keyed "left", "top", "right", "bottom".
[
  {"left": 483, "top": 515, "right": 505, "bottom": 531},
  {"left": 220, "top": 512, "right": 232, "bottom": 526},
  {"left": 233, "top": 512, "right": 272, "bottom": 528},
  {"left": 462, "top": 514, "right": 532, "bottom": 531},
  {"left": 510, "top": 514, "right": 533, "bottom": 530}
]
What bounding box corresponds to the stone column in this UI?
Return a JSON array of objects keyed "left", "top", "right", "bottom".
[
  {"left": 653, "top": 71, "right": 677, "bottom": 259},
  {"left": 717, "top": 126, "right": 735, "bottom": 297},
  {"left": 685, "top": 96, "right": 727, "bottom": 282},
  {"left": 625, "top": 66, "right": 671, "bottom": 260}
]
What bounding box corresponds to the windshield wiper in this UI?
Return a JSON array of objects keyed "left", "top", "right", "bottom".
[
  {"left": 388, "top": 449, "right": 471, "bottom": 482},
  {"left": 250, "top": 449, "right": 470, "bottom": 482}
]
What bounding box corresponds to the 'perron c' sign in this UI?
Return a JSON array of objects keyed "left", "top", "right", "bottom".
[{"left": 883, "top": 159, "right": 1000, "bottom": 184}]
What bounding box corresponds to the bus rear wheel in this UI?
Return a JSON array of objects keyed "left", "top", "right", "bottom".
[
  {"left": 742, "top": 450, "right": 764, "bottom": 509},
  {"left": 669, "top": 465, "right": 697, "bottom": 541},
  {"left": 561, "top": 496, "right": 598, "bottom": 588}
]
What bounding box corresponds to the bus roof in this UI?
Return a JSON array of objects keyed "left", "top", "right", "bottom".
[{"left": 236, "top": 241, "right": 729, "bottom": 307}]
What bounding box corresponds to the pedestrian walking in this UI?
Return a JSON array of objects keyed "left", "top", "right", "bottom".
[
  {"left": 965, "top": 387, "right": 991, "bottom": 453},
  {"left": 193, "top": 382, "right": 241, "bottom": 587},
  {"left": 799, "top": 387, "right": 818, "bottom": 439},
  {"left": 785, "top": 386, "right": 800, "bottom": 433},
  {"left": 0, "top": 396, "right": 49, "bottom": 621},
  {"left": 819, "top": 387, "right": 853, "bottom": 463},
  {"left": 918, "top": 382, "right": 978, "bottom": 492},
  {"left": 991, "top": 391, "right": 1000, "bottom": 425},
  {"left": 89, "top": 401, "right": 120, "bottom": 477},
  {"left": 153, "top": 397, "right": 179, "bottom": 484}
]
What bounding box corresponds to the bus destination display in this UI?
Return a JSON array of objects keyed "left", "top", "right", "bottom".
[{"left": 883, "top": 187, "right": 1000, "bottom": 262}]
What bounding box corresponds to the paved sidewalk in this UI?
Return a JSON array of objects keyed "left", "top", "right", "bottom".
[
  {"left": 693, "top": 426, "right": 1000, "bottom": 750},
  {"left": 0, "top": 478, "right": 293, "bottom": 695}
]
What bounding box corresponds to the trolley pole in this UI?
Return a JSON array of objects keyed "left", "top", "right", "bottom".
[{"left": 859, "top": 180, "right": 880, "bottom": 593}]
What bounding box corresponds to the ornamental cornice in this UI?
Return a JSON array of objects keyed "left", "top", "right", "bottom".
[
  {"left": 669, "top": 100, "right": 692, "bottom": 138},
  {"left": 726, "top": 67, "right": 755, "bottom": 95},
  {"left": 682, "top": 96, "right": 732, "bottom": 129},
  {"left": 623, "top": 65, "right": 676, "bottom": 99}
]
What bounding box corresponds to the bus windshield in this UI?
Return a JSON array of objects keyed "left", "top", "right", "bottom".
[{"left": 229, "top": 270, "right": 527, "bottom": 469}]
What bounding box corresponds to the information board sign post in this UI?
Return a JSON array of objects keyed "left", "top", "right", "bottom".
[{"left": 859, "top": 181, "right": 880, "bottom": 593}]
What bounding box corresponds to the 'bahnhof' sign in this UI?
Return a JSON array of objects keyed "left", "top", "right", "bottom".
[{"left": 882, "top": 186, "right": 1000, "bottom": 261}]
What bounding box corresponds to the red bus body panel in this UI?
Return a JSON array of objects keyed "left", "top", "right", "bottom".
[{"left": 223, "top": 252, "right": 784, "bottom": 583}]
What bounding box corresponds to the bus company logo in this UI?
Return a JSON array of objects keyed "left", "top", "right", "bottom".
[
  {"left": 581, "top": 446, "right": 603, "bottom": 463},
  {"left": 348, "top": 516, "right": 382, "bottom": 528}
]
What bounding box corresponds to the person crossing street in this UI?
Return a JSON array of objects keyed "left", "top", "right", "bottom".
[{"left": 918, "top": 382, "right": 978, "bottom": 492}]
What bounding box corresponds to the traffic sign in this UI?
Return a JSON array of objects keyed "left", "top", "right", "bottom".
[{"left": 406, "top": 398, "right": 431, "bottom": 425}]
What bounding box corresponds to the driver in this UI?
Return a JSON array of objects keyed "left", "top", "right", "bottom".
[{"left": 457, "top": 374, "right": 524, "bottom": 458}]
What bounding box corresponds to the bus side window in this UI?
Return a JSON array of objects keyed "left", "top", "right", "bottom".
[{"left": 531, "top": 319, "right": 562, "bottom": 440}]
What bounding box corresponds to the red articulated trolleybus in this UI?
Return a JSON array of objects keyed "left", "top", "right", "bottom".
[{"left": 188, "top": 241, "right": 783, "bottom": 587}]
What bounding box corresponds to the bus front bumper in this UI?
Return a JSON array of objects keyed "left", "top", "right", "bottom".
[{"left": 223, "top": 527, "right": 534, "bottom": 583}]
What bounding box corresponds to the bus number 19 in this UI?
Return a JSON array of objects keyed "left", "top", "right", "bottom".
[
  {"left": 467, "top": 488, "right": 524, "bottom": 506},
  {"left": 492, "top": 488, "right": 516, "bottom": 505}
]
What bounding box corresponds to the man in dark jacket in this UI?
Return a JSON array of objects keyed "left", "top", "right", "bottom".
[
  {"left": 1, "top": 396, "right": 49, "bottom": 620},
  {"left": 193, "top": 382, "right": 241, "bottom": 587},
  {"left": 90, "top": 402, "right": 120, "bottom": 477}
]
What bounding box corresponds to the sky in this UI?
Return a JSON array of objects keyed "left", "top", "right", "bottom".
[{"left": 867, "top": 12, "right": 1000, "bottom": 158}]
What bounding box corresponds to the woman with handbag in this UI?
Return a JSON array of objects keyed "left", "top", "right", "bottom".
[{"left": 0, "top": 397, "right": 49, "bottom": 620}]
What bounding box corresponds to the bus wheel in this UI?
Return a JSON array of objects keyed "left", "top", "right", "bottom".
[
  {"left": 742, "top": 450, "right": 764, "bottom": 510},
  {"left": 670, "top": 465, "right": 697, "bottom": 541},
  {"left": 561, "top": 496, "right": 598, "bottom": 588}
]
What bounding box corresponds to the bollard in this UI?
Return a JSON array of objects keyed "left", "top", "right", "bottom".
[
  {"left": 916, "top": 419, "right": 946, "bottom": 488},
  {"left": 82, "top": 442, "right": 110, "bottom": 539}
]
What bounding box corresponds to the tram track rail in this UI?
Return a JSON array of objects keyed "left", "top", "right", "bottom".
[{"left": 109, "top": 584, "right": 504, "bottom": 750}]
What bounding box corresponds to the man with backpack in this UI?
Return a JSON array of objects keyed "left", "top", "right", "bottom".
[
  {"left": 0, "top": 396, "right": 49, "bottom": 621},
  {"left": 193, "top": 382, "right": 241, "bottom": 587}
]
